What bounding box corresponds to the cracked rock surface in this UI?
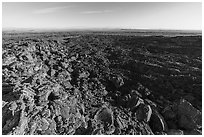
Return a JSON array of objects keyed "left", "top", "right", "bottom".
[{"left": 2, "top": 32, "right": 202, "bottom": 135}]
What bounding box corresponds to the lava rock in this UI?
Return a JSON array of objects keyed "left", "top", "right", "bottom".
[
  {"left": 135, "top": 104, "right": 152, "bottom": 122},
  {"left": 110, "top": 75, "right": 124, "bottom": 88},
  {"left": 149, "top": 110, "right": 167, "bottom": 133},
  {"left": 162, "top": 106, "right": 176, "bottom": 120},
  {"left": 94, "top": 107, "right": 114, "bottom": 127},
  {"left": 176, "top": 99, "right": 202, "bottom": 130},
  {"left": 184, "top": 129, "right": 202, "bottom": 135},
  {"left": 2, "top": 32, "right": 202, "bottom": 135},
  {"left": 167, "top": 129, "right": 184, "bottom": 135}
]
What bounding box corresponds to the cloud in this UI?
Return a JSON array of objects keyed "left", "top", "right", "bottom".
[
  {"left": 81, "top": 10, "right": 113, "bottom": 14},
  {"left": 33, "top": 6, "right": 72, "bottom": 14}
]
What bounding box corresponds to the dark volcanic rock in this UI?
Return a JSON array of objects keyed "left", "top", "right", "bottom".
[
  {"left": 149, "top": 110, "right": 168, "bottom": 133},
  {"left": 167, "top": 129, "right": 184, "bottom": 135},
  {"left": 110, "top": 75, "right": 124, "bottom": 88},
  {"left": 176, "top": 99, "right": 202, "bottom": 130},
  {"left": 135, "top": 104, "right": 152, "bottom": 122},
  {"left": 2, "top": 32, "right": 202, "bottom": 135}
]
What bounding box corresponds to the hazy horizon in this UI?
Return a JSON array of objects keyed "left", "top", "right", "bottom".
[
  {"left": 2, "top": 26, "right": 202, "bottom": 32},
  {"left": 3, "top": 2, "right": 202, "bottom": 30}
]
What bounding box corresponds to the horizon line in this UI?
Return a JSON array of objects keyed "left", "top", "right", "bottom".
[{"left": 2, "top": 27, "right": 202, "bottom": 31}]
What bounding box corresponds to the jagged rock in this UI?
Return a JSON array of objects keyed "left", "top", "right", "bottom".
[
  {"left": 140, "top": 122, "right": 154, "bottom": 135},
  {"left": 11, "top": 115, "right": 29, "bottom": 135},
  {"left": 115, "top": 114, "right": 128, "bottom": 130},
  {"left": 127, "top": 94, "right": 140, "bottom": 109},
  {"left": 106, "top": 124, "right": 116, "bottom": 134},
  {"left": 2, "top": 100, "right": 8, "bottom": 107},
  {"left": 9, "top": 101, "right": 18, "bottom": 116},
  {"left": 144, "top": 99, "right": 157, "bottom": 108},
  {"left": 2, "top": 31, "right": 202, "bottom": 135},
  {"left": 79, "top": 71, "right": 90, "bottom": 78},
  {"left": 47, "top": 68, "right": 56, "bottom": 77},
  {"left": 176, "top": 99, "right": 202, "bottom": 130},
  {"left": 110, "top": 75, "right": 124, "bottom": 88},
  {"left": 137, "top": 83, "right": 152, "bottom": 96},
  {"left": 135, "top": 104, "right": 152, "bottom": 122},
  {"left": 2, "top": 107, "right": 21, "bottom": 135},
  {"left": 92, "top": 127, "right": 103, "bottom": 135},
  {"left": 37, "top": 118, "right": 50, "bottom": 131},
  {"left": 149, "top": 110, "right": 167, "bottom": 133},
  {"left": 130, "top": 90, "right": 142, "bottom": 98},
  {"left": 41, "top": 109, "right": 51, "bottom": 118},
  {"left": 94, "top": 107, "right": 113, "bottom": 127}
]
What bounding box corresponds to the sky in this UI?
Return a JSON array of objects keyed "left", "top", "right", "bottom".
[{"left": 2, "top": 2, "right": 202, "bottom": 30}]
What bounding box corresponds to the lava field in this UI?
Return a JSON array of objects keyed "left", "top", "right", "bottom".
[{"left": 2, "top": 32, "right": 202, "bottom": 135}]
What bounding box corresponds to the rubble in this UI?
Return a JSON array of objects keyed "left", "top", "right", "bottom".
[{"left": 2, "top": 32, "right": 202, "bottom": 134}]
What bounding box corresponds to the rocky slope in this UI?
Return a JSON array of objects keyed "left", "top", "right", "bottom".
[{"left": 2, "top": 32, "right": 202, "bottom": 135}]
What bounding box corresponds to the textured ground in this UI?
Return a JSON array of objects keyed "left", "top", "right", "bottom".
[{"left": 2, "top": 32, "right": 202, "bottom": 135}]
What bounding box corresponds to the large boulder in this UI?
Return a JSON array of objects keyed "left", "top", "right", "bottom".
[
  {"left": 149, "top": 110, "right": 168, "bottom": 133},
  {"left": 94, "top": 107, "right": 114, "bottom": 128},
  {"left": 176, "top": 99, "right": 202, "bottom": 130}
]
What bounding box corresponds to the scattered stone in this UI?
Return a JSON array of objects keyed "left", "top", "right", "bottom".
[
  {"left": 135, "top": 104, "right": 152, "bottom": 122},
  {"left": 2, "top": 32, "right": 202, "bottom": 135},
  {"left": 110, "top": 75, "right": 124, "bottom": 88},
  {"left": 37, "top": 118, "right": 50, "bottom": 131}
]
